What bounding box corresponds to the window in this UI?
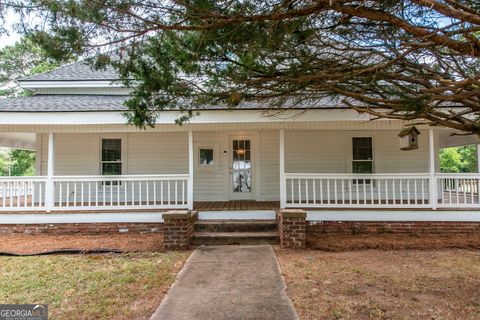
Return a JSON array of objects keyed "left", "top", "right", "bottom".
[
  {"left": 199, "top": 148, "right": 214, "bottom": 165},
  {"left": 352, "top": 137, "right": 373, "bottom": 183},
  {"left": 233, "top": 139, "right": 252, "bottom": 192},
  {"left": 101, "top": 139, "right": 122, "bottom": 176}
]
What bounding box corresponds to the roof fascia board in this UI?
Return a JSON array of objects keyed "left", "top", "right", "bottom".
[
  {"left": 18, "top": 80, "right": 124, "bottom": 89},
  {"left": 0, "top": 109, "right": 387, "bottom": 125}
]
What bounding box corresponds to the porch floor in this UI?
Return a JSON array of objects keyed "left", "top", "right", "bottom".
[{"left": 193, "top": 201, "right": 280, "bottom": 211}]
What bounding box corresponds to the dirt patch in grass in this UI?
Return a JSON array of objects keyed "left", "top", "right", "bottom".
[
  {"left": 276, "top": 249, "right": 480, "bottom": 320},
  {"left": 0, "top": 251, "right": 190, "bottom": 319},
  {"left": 308, "top": 233, "right": 480, "bottom": 251},
  {"left": 0, "top": 234, "right": 164, "bottom": 254}
]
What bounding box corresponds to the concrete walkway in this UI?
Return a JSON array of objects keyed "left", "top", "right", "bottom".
[{"left": 151, "top": 245, "right": 298, "bottom": 320}]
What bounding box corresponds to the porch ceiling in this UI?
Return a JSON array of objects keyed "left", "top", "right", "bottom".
[
  {"left": 0, "top": 119, "right": 433, "bottom": 134},
  {"left": 0, "top": 132, "right": 36, "bottom": 150},
  {"left": 438, "top": 129, "right": 480, "bottom": 148}
]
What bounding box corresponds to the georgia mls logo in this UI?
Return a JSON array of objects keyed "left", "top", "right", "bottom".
[
  {"left": 0, "top": 304, "right": 48, "bottom": 320},
  {"left": 31, "top": 305, "right": 47, "bottom": 318}
]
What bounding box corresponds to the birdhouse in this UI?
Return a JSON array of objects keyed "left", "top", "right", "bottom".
[{"left": 398, "top": 126, "right": 420, "bottom": 150}]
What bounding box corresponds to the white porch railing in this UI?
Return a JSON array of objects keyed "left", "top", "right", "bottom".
[
  {"left": 1, "top": 175, "right": 191, "bottom": 211},
  {"left": 284, "top": 173, "right": 432, "bottom": 208},
  {"left": 2, "top": 173, "right": 480, "bottom": 211},
  {"left": 52, "top": 174, "right": 190, "bottom": 210},
  {"left": 0, "top": 176, "right": 47, "bottom": 211},
  {"left": 436, "top": 174, "right": 480, "bottom": 207}
]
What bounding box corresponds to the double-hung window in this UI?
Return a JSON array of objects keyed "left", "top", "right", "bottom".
[
  {"left": 101, "top": 139, "right": 122, "bottom": 176},
  {"left": 352, "top": 137, "right": 373, "bottom": 184}
]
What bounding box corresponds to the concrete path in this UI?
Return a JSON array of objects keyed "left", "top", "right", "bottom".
[{"left": 151, "top": 245, "right": 298, "bottom": 320}]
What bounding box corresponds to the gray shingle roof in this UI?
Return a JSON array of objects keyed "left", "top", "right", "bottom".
[
  {"left": 0, "top": 94, "right": 344, "bottom": 112},
  {"left": 0, "top": 95, "right": 128, "bottom": 112},
  {"left": 20, "top": 61, "right": 119, "bottom": 81}
]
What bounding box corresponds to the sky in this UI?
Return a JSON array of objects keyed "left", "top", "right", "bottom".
[{"left": 0, "top": 9, "right": 22, "bottom": 49}]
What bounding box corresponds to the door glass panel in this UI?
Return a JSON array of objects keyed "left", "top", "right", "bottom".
[{"left": 233, "top": 139, "right": 251, "bottom": 193}]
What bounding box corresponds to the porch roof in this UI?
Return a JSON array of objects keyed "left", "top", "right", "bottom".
[
  {"left": 0, "top": 94, "right": 343, "bottom": 112},
  {"left": 0, "top": 95, "right": 128, "bottom": 112}
]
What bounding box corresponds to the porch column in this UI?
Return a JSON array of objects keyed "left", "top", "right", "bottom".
[
  {"left": 45, "top": 133, "right": 55, "bottom": 212},
  {"left": 187, "top": 131, "right": 194, "bottom": 210},
  {"left": 477, "top": 144, "right": 480, "bottom": 172},
  {"left": 428, "top": 129, "right": 437, "bottom": 209},
  {"left": 279, "top": 130, "right": 286, "bottom": 209}
]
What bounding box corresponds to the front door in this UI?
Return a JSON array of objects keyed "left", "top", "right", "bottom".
[{"left": 230, "top": 138, "right": 254, "bottom": 200}]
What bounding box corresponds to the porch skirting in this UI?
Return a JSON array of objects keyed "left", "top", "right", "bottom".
[
  {"left": 1, "top": 209, "right": 479, "bottom": 250},
  {"left": 1, "top": 220, "right": 479, "bottom": 237},
  {"left": 1, "top": 220, "right": 479, "bottom": 242}
]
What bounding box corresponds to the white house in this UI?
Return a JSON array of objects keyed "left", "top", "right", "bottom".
[{"left": 1, "top": 60, "right": 480, "bottom": 221}]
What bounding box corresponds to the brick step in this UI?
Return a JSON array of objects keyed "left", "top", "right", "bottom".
[
  {"left": 195, "top": 219, "right": 278, "bottom": 233},
  {"left": 193, "top": 231, "right": 280, "bottom": 245}
]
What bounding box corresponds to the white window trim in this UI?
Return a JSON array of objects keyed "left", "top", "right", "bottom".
[
  {"left": 228, "top": 134, "right": 259, "bottom": 200},
  {"left": 196, "top": 144, "right": 218, "bottom": 171},
  {"left": 348, "top": 135, "right": 375, "bottom": 174},
  {"left": 99, "top": 134, "right": 127, "bottom": 175}
]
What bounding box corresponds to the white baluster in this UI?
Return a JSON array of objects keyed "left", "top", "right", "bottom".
[
  {"left": 153, "top": 181, "right": 157, "bottom": 205},
  {"left": 168, "top": 181, "right": 171, "bottom": 205},
  {"left": 175, "top": 180, "right": 178, "bottom": 205},
  {"left": 146, "top": 181, "right": 149, "bottom": 206},
  {"left": 305, "top": 179, "right": 309, "bottom": 205},
  {"left": 160, "top": 181, "right": 164, "bottom": 205},
  {"left": 334, "top": 179, "right": 338, "bottom": 205}
]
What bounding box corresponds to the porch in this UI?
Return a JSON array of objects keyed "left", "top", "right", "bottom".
[{"left": 1, "top": 127, "right": 480, "bottom": 213}]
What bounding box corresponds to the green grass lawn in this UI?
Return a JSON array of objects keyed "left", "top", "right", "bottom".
[{"left": 0, "top": 252, "right": 190, "bottom": 319}]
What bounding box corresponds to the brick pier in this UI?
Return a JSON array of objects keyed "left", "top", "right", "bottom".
[
  {"left": 163, "top": 210, "right": 198, "bottom": 250},
  {"left": 277, "top": 209, "right": 307, "bottom": 249}
]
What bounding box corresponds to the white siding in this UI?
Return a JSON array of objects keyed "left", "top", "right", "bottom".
[
  {"left": 37, "top": 129, "right": 434, "bottom": 202},
  {"left": 285, "top": 130, "right": 430, "bottom": 174},
  {"left": 35, "top": 87, "right": 130, "bottom": 95},
  {"left": 285, "top": 131, "right": 348, "bottom": 173},
  {"left": 40, "top": 133, "right": 100, "bottom": 175},
  {"left": 193, "top": 132, "right": 229, "bottom": 201},
  {"left": 127, "top": 132, "right": 188, "bottom": 174},
  {"left": 40, "top": 132, "right": 188, "bottom": 176},
  {"left": 259, "top": 131, "right": 279, "bottom": 200},
  {"left": 374, "top": 130, "right": 429, "bottom": 173}
]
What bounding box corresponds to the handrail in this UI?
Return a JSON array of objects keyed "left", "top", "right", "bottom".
[
  {"left": 285, "top": 173, "right": 431, "bottom": 179},
  {"left": 435, "top": 173, "right": 480, "bottom": 178},
  {"left": 52, "top": 174, "right": 189, "bottom": 182},
  {"left": 0, "top": 176, "right": 47, "bottom": 180}
]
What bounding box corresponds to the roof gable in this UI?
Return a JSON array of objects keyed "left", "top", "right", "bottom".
[{"left": 20, "top": 61, "right": 119, "bottom": 82}]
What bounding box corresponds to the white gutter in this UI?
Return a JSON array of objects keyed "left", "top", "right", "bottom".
[
  {"left": 0, "top": 109, "right": 384, "bottom": 125},
  {"left": 18, "top": 80, "right": 124, "bottom": 89}
]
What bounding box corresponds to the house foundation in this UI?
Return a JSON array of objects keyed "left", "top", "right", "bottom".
[
  {"left": 307, "top": 221, "right": 480, "bottom": 235},
  {"left": 0, "top": 223, "right": 163, "bottom": 235}
]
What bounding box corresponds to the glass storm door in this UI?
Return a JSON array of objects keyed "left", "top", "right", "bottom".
[{"left": 231, "top": 139, "right": 253, "bottom": 199}]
